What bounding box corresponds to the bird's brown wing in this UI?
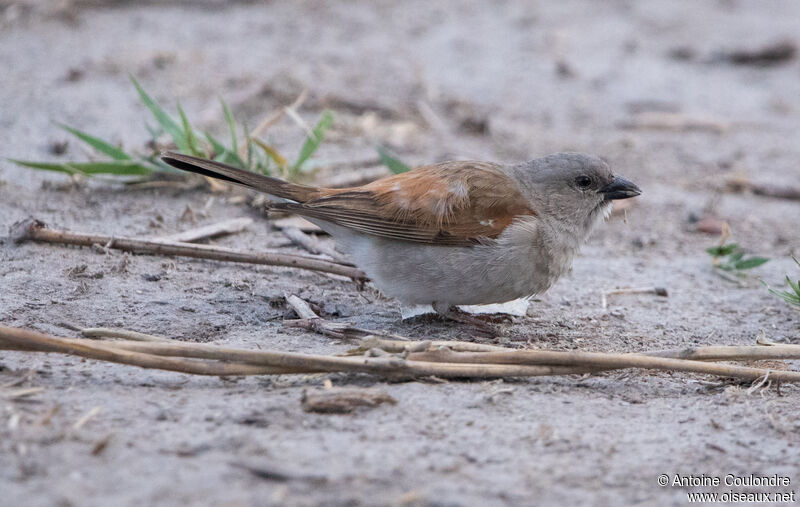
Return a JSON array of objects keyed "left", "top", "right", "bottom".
[{"left": 273, "top": 161, "right": 535, "bottom": 246}]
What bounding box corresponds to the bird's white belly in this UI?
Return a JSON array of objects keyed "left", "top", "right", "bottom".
[{"left": 322, "top": 219, "right": 578, "bottom": 306}]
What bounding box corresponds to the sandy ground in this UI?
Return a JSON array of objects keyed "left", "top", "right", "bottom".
[{"left": 1, "top": 1, "right": 800, "bottom": 505}]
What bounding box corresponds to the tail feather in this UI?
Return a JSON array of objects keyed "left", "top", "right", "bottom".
[{"left": 161, "top": 152, "right": 319, "bottom": 202}]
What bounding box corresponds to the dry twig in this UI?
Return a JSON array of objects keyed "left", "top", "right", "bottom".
[
  {"left": 726, "top": 176, "right": 800, "bottom": 201},
  {"left": 3, "top": 325, "right": 800, "bottom": 382},
  {"left": 283, "top": 295, "right": 411, "bottom": 342},
  {"left": 271, "top": 216, "right": 324, "bottom": 234},
  {"left": 81, "top": 328, "right": 170, "bottom": 342},
  {"left": 151, "top": 217, "right": 253, "bottom": 243},
  {"left": 601, "top": 286, "right": 669, "bottom": 309},
  {"left": 2, "top": 387, "right": 45, "bottom": 400},
  {"left": 278, "top": 226, "right": 348, "bottom": 263},
  {"left": 241, "top": 89, "right": 309, "bottom": 160},
  {"left": 11, "top": 218, "right": 366, "bottom": 281},
  {"left": 301, "top": 388, "right": 397, "bottom": 413},
  {"left": 617, "top": 112, "right": 728, "bottom": 133}
]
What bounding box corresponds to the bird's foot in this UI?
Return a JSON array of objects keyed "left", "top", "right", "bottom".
[
  {"left": 432, "top": 304, "right": 503, "bottom": 337},
  {"left": 458, "top": 311, "right": 514, "bottom": 325}
]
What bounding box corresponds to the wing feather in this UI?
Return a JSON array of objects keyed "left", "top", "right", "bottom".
[{"left": 272, "top": 161, "right": 535, "bottom": 246}]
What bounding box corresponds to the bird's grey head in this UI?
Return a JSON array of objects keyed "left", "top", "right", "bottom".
[{"left": 509, "top": 152, "right": 641, "bottom": 236}]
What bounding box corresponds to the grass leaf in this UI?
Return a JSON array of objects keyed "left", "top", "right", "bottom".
[
  {"left": 130, "top": 75, "right": 190, "bottom": 153},
  {"left": 220, "top": 98, "right": 238, "bottom": 155},
  {"left": 733, "top": 257, "right": 769, "bottom": 270},
  {"left": 729, "top": 250, "right": 745, "bottom": 263},
  {"left": 377, "top": 145, "right": 410, "bottom": 174},
  {"left": 58, "top": 124, "right": 131, "bottom": 161},
  {"left": 707, "top": 244, "right": 739, "bottom": 257},
  {"left": 205, "top": 133, "right": 246, "bottom": 168},
  {"left": 293, "top": 110, "right": 334, "bottom": 171},
  {"left": 177, "top": 103, "right": 201, "bottom": 156},
  {"left": 786, "top": 276, "right": 800, "bottom": 296},
  {"left": 251, "top": 138, "right": 287, "bottom": 170},
  {"left": 768, "top": 286, "right": 800, "bottom": 305},
  {"left": 9, "top": 159, "right": 153, "bottom": 176},
  {"left": 244, "top": 122, "right": 254, "bottom": 172}
]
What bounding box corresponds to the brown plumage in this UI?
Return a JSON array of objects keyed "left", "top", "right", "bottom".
[{"left": 162, "top": 153, "right": 534, "bottom": 246}]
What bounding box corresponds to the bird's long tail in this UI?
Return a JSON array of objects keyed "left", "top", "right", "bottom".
[{"left": 161, "top": 152, "right": 319, "bottom": 202}]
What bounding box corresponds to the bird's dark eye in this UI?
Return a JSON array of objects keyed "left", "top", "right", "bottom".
[{"left": 575, "top": 176, "right": 592, "bottom": 188}]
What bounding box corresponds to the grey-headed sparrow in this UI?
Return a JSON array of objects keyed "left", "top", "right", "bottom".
[{"left": 162, "top": 152, "right": 640, "bottom": 324}]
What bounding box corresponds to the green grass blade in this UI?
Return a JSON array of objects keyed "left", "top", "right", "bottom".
[
  {"left": 205, "top": 132, "right": 226, "bottom": 157},
  {"left": 707, "top": 244, "right": 739, "bottom": 257},
  {"left": 293, "top": 110, "right": 334, "bottom": 171},
  {"left": 9, "top": 159, "right": 153, "bottom": 176},
  {"left": 252, "top": 147, "right": 270, "bottom": 176},
  {"left": 58, "top": 124, "right": 131, "bottom": 161},
  {"left": 244, "top": 122, "right": 254, "bottom": 172},
  {"left": 130, "top": 75, "right": 190, "bottom": 153},
  {"left": 768, "top": 287, "right": 800, "bottom": 306},
  {"left": 377, "top": 145, "right": 410, "bottom": 174},
  {"left": 729, "top": 250, "right": 745, "bottom": 263},
  {"left": 177, "top": 103, "right": 201, "bottom": 156},
  {"left": 220, "top": 98, "right": 238, "bottom": 155},
  {"left": 205, "top": 133, "right": 246, "bottom": 168},
  {"left": 786, "top": 276, "right": 800, "bottom": 296},
  {"left": 733, "top": 257, "right": 769, "bottom": 270}
]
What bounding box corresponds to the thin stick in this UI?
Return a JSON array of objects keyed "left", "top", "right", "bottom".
[
  {"left": 283, "top": 296, "right": 411, "bottom": 342},
  {"left": 12, "top": 219, "right": 366, "bottom": 281},
  {"left": 279, "top": 226, "right": 349, "bottom": 263},
  {"left": 285, "top": 295, "right": 320, "bottom": 320},
  {"left": 2, "top": 387, "right": 45, "bottom": 399},
  {"left": 616, "top": 112, "right": 728, "bottom": 133},
  {"left": 241, "top": 89, "right": 308, "bottom": 159},
  {"left": 601, "top": 286, "right": 669, "bottom": 309},
  {"left": 73, "top": 406, "right": 101, "bottom": 431},
  {"left": 151, "top": 217, "right": 253, "bottom": 244},
  {"left": 353, "top": 337, "right": 508, "bottom": 353},
  {"left": 0, "top": 326, "right": 572, "bottom": 378},
  {"left": 645, "top": 344, "right": 800, "bottom": 361},
  {"left": 405, "top": 348, "right": 800, "bottom": 381},
  {"left": 5, "top": 325, "right": 800, "bottom": 382},
  {"left": 271, "top": 216, "right": 325, "bottom": 234},
  {"left": 0, "top": 326, "right": 308, "bottom": 376},
  {"left": 726, "top": 176, "right": 800, "bottom": 201},
  {"left": 81, "top": 328, "right": 170, "bottom": 342}
]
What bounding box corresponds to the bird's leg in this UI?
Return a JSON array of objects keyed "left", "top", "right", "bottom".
[{"left": 432, "top": 302, "right": 500, "bottom": 336}]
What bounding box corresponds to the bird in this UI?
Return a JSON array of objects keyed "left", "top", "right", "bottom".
[{"left": 161, "top": 151, "right": 640, "bottom": 327}]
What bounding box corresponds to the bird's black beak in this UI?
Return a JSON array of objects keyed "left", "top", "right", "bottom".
[{"left": 600, "top": 176, "right": 641, "bottom": 200}]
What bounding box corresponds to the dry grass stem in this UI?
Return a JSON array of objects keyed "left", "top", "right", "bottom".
[
  {"left": 283, "top": 296, "right": 411, "bottom": 342},
  {"left": 271, "top": 216, "right": 325, "bottom": 234},
  {"left": 4, "top": 325, "right": 800, "bottom": 382},
  {"left": 617, "top": 112, "right": 728, "bottom": 133},
  {"left": 405, "top": 348, "right": 800, "bottom": 381},
  {"left": 241, "top": 89, "right": 309, "bottom": 159},
  {"left": 151, "top": 217, "right": 253, "bottom": 243},
  {"left": 81, "top": 327, "right": 171, "bottom": 342},
  {"left": 12, "top": 218, "right": 366, "bottom": 281},
  {"left": 285, "top": 295, "right": 320, "bottom": 320},
  {"left": 726, "top": 176, "right": 800, "bottom": 201},
  {"left": 2, "top": 387, "right": 46, "bottom": 400},
  {"left": 279, "top": 226, "right": 349, "bottom": 263},
  {"left": 601, "top": 286, "right": 669, "bottom": 309},
  {"left": 301, "top": 388, "right": 397, "bottom": 413},
  {"left": 73, "top": 406, "right": 101, "bottom": 430},
  {"left": 352, "top": 337, "right": 508, "bottom": 353}
]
